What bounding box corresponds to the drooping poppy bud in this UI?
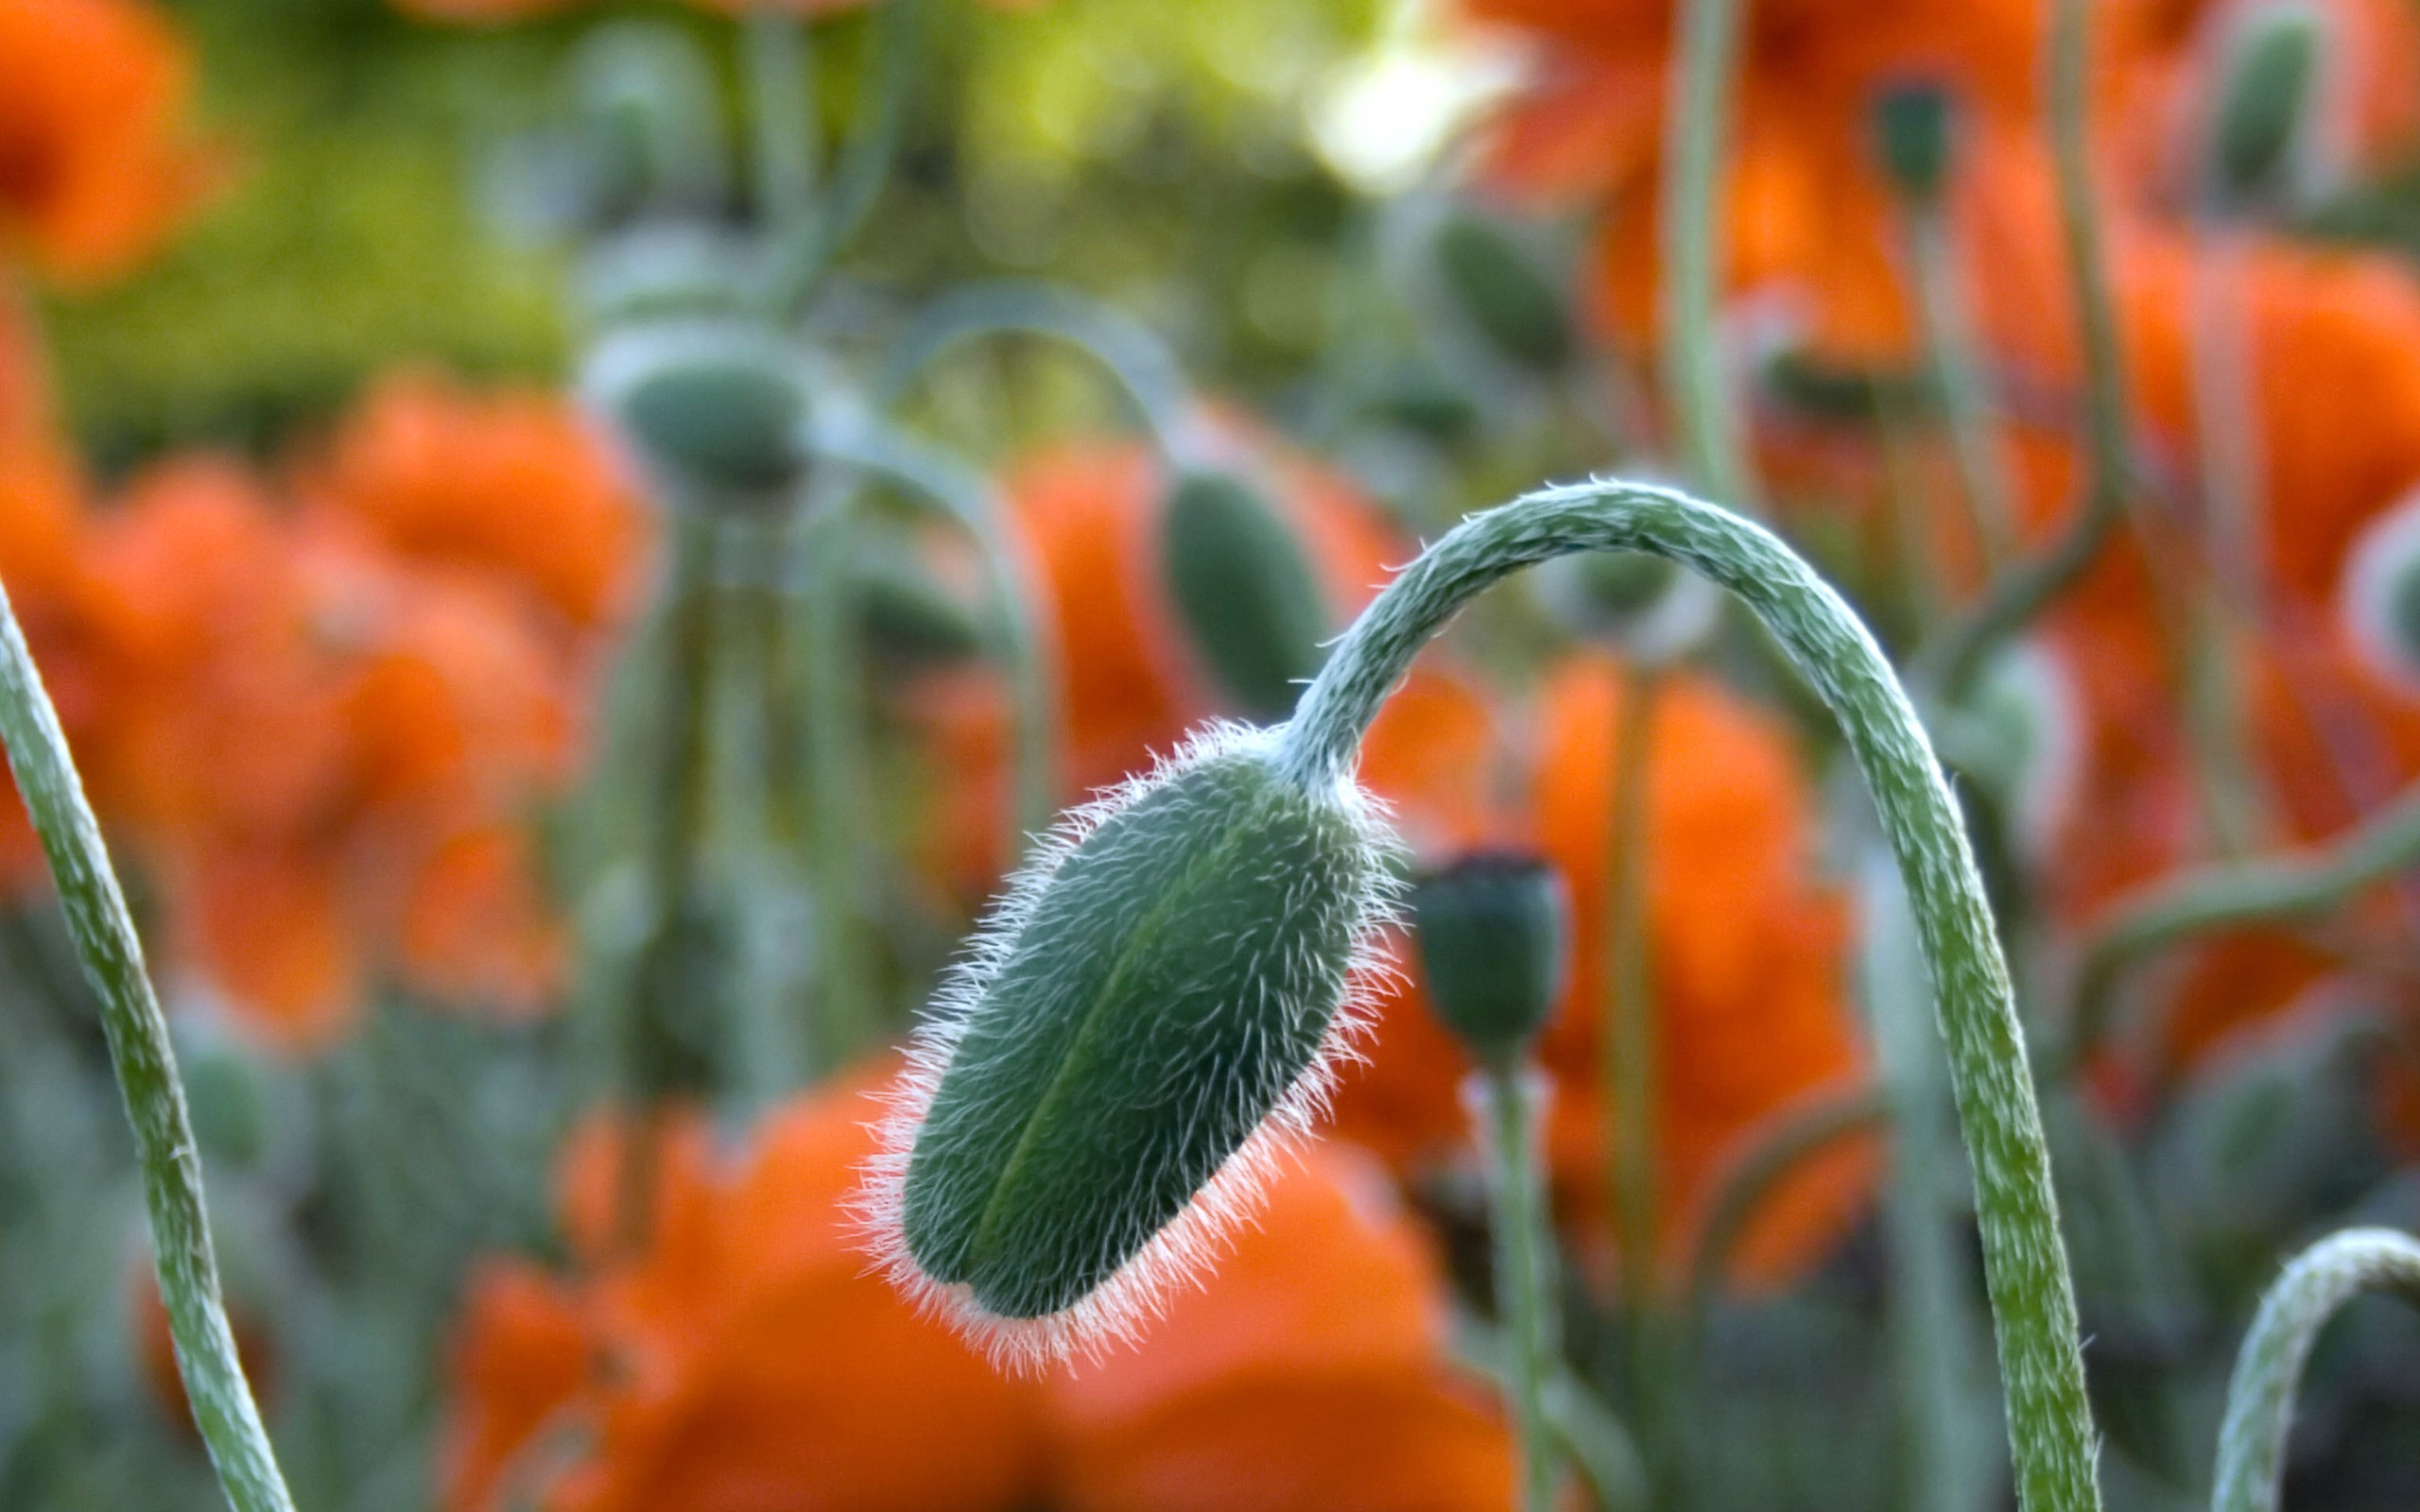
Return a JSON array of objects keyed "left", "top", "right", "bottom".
[
  {"left": 868, "top": 726, "right": 1402, "bottom": 1367},
  {"left": 1430, "top": 210, "right": 1575, "bottom": 376},
  {"left": 1159, "top": 470, "right": 1332, "bottom": 722},
  {"left": 2340, "top": 490, "right": 2420, "bottom": 693},
  {"left": 1537, "top": 547, "right": 1722, "bottom": 664},
  {"left": 854, "top": 539, "right": 986, "bottom": 668},
  {"left": 2204, "top": 2, "right": 2327, "bottom": 214},
  {"left": 1410, "top": 852, "right": 1568, "bottom": 1069},
  {"left": 587, "top": 320, "right": 813, "bottom": 507},
  {"left": 1873, "top": 79, "right": 1957, "bottom": 207}
]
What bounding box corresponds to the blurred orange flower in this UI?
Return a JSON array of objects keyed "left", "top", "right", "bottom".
[
  {"left": 442, "top": 1069, "right": 1505, "bottom": 1511},
  {"left": 0, "top": 0, "right": 216, "bottom": 284}
]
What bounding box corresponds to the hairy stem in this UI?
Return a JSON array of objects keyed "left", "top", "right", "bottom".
[
  {"left": 1279, "top": 479, "right": 2100, "bottom": 1512},
  {"left": 0, "top": 584, "right": 296, "bottom": 1512},
  {"left": 2213, "top": 1228, "right": 2420, "bottom": 1512}
]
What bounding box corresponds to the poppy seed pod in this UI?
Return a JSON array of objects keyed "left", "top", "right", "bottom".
[
  {"left": 1431, "top": 211, "right": 1576, "bottom": 375},
  {"left": 867, "top": 726, "right": 1403, "bottom": 1367},
  {"left": 1873, "top": 79, "right": 1956, "bottom": 207},
  {"left": 587, "top": 320, "right": 813, "bottom": 506},
  {"left": 1410, "top": 853, "right": 1568, "bottom": 1069},
  {"left": 2206, "top": 3, "right": 2326, "bottom": 213},
  {"left": 2340, "top": 490, "right": 2420, "bottom": 694},
  {"left": 1160, "top": 470, "right": 1333, "bottom": 722}
]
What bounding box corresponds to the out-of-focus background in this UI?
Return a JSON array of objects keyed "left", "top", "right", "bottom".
[{"left": 11, "top": 1, "right": 2420, "bottom": 1509}]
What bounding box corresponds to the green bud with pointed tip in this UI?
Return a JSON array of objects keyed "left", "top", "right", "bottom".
[
  {"left": 876, "top": 728, "right": 1400, "bottom": 1366},
  {"left": 1874, "top": 79, "right": 1957, "bottom": 206},
  {"left": 1411, "top": 852, "right": 1568, "bottom": 1069},
  {"left": 2207, "top": 4, "right": 2325, "bottom": 213},
  {"left": 1160, "top": 471, "right": 1331, "bottom": 722},
  {"left": 1433, "top": 211, "right": 1576, "bottom": 375}
]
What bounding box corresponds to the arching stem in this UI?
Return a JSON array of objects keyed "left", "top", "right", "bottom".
[{"left": 1277, "top": 479, "right": 2100, "bottom": 1512}]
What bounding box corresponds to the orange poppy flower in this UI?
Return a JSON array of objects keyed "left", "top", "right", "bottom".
[
  {"left": 0, "top": 0, "right": 216, "bottom": 284},
  {"left": 304, "top": 369, "right": 650, "bottom": 634}
]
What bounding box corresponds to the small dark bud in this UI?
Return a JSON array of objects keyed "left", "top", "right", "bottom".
[
  {"left": 1432, "top": 211, "right": 1576, "bottom": 375},
  {"left": 591, "top": 322, "right": 813, "bottom": 505},
  {"left": 1160, "top": 469, "right": 1332, "bottom": 722},
  {"left": 1873, "top": 80, "right": 1958, "bottom": 206},
  {"left": 1411, "top": 852, "right": 1569, "bottom": 1068},
  {"left": 2207, "top": 4, "right": 2325, "bottom": 213},
  {"left": 853, "top": 541, "right": 985, "bottom": 667}
]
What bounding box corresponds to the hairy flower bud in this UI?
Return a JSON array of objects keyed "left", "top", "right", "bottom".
[
  {"left": 2341, "top": 490, "right": 2420, "bottom": 694},
  {"left": 1159, "top": 470, "right": 1332, "bottom": 722},
  {"left": 587, "top": 320, "right": 812, "bottom": 506},
  {"left": 1431, "top": 210, "right": 1575, "bottom": 375},
  {"left": 867, "top": 727, "right": 1402, "bottom": 1367},
  {"left": 1410, "top": 852, "right": 1568, "bottom": 1068},
  {"left": 2205, "top": 2, "right": 2327, "bottom": 214}
]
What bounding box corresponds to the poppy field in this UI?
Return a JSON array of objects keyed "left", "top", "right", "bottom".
[{"left": 9, "top": 0, "right": 2420, "bottom": 1509}]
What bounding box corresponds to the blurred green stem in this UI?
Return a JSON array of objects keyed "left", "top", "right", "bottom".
[
  {"left": 1661, "top": 0, "right": 1757, "bottom": 509},
  {"left": 873, "top": 281, "right": 1196, "bottom": 454},
  {"left": 1281, "top": 480, "right": 2101, "bottom": 1512},
  {"left": 1919, "top": 0, "right": 2128, "bottom": 700},
  {"left": 2213, "top": 1228, "right": 2420, "bottom": 1512},
  {"left": 745, "top": 9, "right": 817, "bottom": 232},
  {"left": 1683, "top": 1083, "right": 1885, "bottom": 1321},
  {"left": 1477, "top": 1065, "right": 1561, "bottom": 1512},
  {"left": 1908, "top": 203, "right": 2018, "bottom": 567},
  {"left": 0, "top": 583, "right": 296, "bottom": 1512},
  {"left": 762, "top": 0, "right": 916, "bottom": 314}
]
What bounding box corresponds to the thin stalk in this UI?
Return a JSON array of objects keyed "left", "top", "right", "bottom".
[
  {"left": 873, "top": 281, "right": 1196, "bottom": 452},
  {"left": 745, "top": 9, "right": 817, "bottom": 232},
  {"left": 2213, "top": 1228, "right": 2420, "bottom": 1512},
  {"left": 0, "top": 583, "right": 296, "bottom": 1512},
  {"left": 1474, "top": 1065, "right": 1561, "bottom": 1512},
  {"left": 1920, "top": 0, "right": 2128, "bottom": 699},
  {"left": 1660, "top": 0, "right": 1757, "bottom": 510},
  {"left": 761, "top": 0, "right": 916, "bottom": 315},
  {"left": 2052, "top": 775, "right": 2420, "bottom": 1078},
  {"left": 1605, "top": 660, "right": 1661, "bottom": 1316},
  {"left": 1278, "top": 479, "right": 2101, "bottom": 1512},
  {"left": 1908, "top": 204, "right": 2018, "bottom": 568},
  {"left": 1683, "top": 1083, "right": 1885, "bottom": 1324}
]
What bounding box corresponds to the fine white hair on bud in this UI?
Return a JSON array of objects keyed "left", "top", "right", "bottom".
[
  {"left": 2339, "top": 490, "right": 2420, "bottom": 696},
  {"left": 858, "top": 723, "right": 1405, "bottom": 1372}
]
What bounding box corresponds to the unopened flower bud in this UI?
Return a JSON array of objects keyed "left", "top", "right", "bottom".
[
  {"left": 587, "top": 320, "right": 813, "bottom": 507},
  {"left": 1873, "top": 79, "right": 1957, "bottom": 207},
  {"left": 869, "top": 727, "right": 1402, "bottom": 1367},
  {"left": 2205, "top": 3, "right": 2327, "bottom": 214},
  {"left": 1538, "top": 548, "right": 1722, "bottom": 664},
  {"left": 1411, "top": 852, "right": 1568, "bottom": 1068},
  {"left": 1160, "top": 469, "right": 1332, "bottom": 721},
  {"left": 1431, "top": 210, "right": 1576, "bottom": 376},
  {"left": 854, "top": 541, "right": 985, "bottom": 668},
  {"left": 2341, "top": 489, "right": 2420, "bottom": 694}
]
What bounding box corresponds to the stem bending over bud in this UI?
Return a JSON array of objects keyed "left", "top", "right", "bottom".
[
  {"left": 1281, "top": 480, "right": 2100, "bottom": 1512},
  {"left": 2213, "top": 1228, "right": 2420, "bottom": 1512}
]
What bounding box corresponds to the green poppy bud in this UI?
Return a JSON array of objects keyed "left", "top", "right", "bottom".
[
  {"left": 1410, "top": 853, "right": 1568, "bottom": 1069},
  {"left": 588, "top": 320, "right": 813, "bottom": 506},
  {"left": 180, "top": 1038, "right": 270, "bottom": 1173},
  {"left": 1873, "top": 79, "right": 1957, "bottom": 207},
  {"left": 2340, "top": 489, "right": 2420, "bottom": 694},
  {"left": 2206, "top": 3, "right": 2326, "bottom": 213},
  {"left": 1537, "top": 547, "right": 1722, "bottom": 664},
  {"left": 1951, "top": 643, "right": 2081, "bottom": 869},
  {"left": 853, "top": 541, "right": 985, "bottom": 667},
  {"left": 870, "top": 727, "right": 1402, "bottom": 1366},
  {"left": 1431, "top": 211, "right": 1576, "bottom": 375},
  {"left": 1160, "top": 470, "right": 1332, "bottom": 722}
]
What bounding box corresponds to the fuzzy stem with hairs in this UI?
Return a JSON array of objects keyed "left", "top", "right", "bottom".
[
  {"left": 1277, "top": 479, "right": 2100, "bottom": 1512},
  {"left": 0, "top": 583, "right": 297, "bottom": 1512}
]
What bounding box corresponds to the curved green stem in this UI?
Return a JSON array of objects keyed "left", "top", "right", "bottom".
[
  {"left": 1476, "top": 1066, "right": 1561, "bottom": 1512},
  {"left": 2054, "top": 776, "right": 2420, "bottom": 1077},
  {"left": 1278, "top": 479, "right": 2101, "bottom": 1512},
  {"left": 1605, "top": 661, "right": 1661, "bottom": 1315},
  {"left": 1683, "top": 1083, "right": 1886, "bottom": 1325},
  {"left": 1660, "top": 0, "right": 1756, "bottom": 509},
  {"left": 761, "top": 0, "right": 916, "bottom": 315},
  {"left": 1908, "top": 204, "right": 2017, "bottom": 568},
  {"left": 745, "top": 9, "right": 817, "bottom": 232},
  {"left": 873, "top": 282, "right": 1195, "bottom": 451},
  {"left": 0, "top": 584, "right": 296, "bottom": 1512},
  {"left": 1919, "top": 0, "right": 2127, "bottom": 699},
  {"left": 2213, "top": 1228, "right": 2420, "bottom": 1512}
]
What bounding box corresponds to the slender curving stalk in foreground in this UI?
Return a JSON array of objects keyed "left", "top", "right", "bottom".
[
  {"left": 1921, "top": 0, "right": 2128, "bottom": 699},
  {"left": 1279, "top": 479, "right": 2101, "bottom": 1512},
  {"left": 2053, "top": 776, "right": 2420, "bottom": 1078},
  {"left": 872, "top": 281, "right": 1196, "bottom": 451},
  {"left": 2213, "top": 1228, "right": 2420, "bottom": 1512},
  {"left": 0, "top": 583, "right": 297, "bottom": 1512}
]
